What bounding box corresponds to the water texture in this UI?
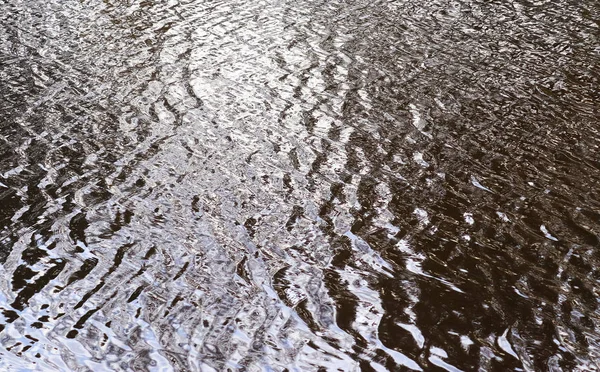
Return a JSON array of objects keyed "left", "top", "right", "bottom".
[{"left": 0, "top": 0, "right": 599, "bottom": 370}]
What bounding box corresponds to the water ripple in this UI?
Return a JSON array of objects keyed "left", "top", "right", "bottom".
[{"left": 1, "top": 0, "right": 599, "bottom": 370}]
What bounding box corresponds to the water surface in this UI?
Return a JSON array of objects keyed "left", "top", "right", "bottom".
[{"left": 1, "top": 0, "right": 599, "bottom": 370}]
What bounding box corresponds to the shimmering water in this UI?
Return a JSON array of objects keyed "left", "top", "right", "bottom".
[{"left": 1, "top": 0, "right": 599, "bottom": 370}]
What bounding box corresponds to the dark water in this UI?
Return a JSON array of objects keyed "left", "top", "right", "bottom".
[{"left": 0, "top": 0, "right": 599, "bottom": 370}]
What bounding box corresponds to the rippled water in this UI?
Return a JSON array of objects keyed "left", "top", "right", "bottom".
[{"left": 1, "top": 0, "right": 599, "bottom": 370}]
